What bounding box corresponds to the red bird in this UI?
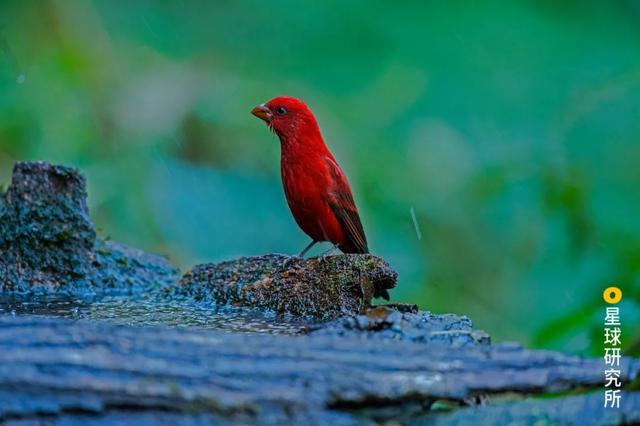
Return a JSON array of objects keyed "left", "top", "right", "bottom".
[{"left": 251, "top": 96, "right": 368, "bottom": 257}]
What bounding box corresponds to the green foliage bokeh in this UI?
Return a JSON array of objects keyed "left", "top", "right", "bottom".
[{"left": 0, "top": 0, "right": 638, "bottom": 355}]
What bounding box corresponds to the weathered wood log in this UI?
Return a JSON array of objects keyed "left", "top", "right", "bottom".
[
  {"left": 2, "top": 160, "right": 639, "bottom": 425},
  {"left": 174, "top": 254, "right": 397, "bottom": 320},
  {"left": 309, "top": 305, "right": 491, "bottom": 346},
  {"left": 0, "top": 316, "right": 637, "bottom": 424},
  {"left": 0, "top": 161, "right": 178, "bottom": 295},
  {"left": 411, "top": 391, "right": 640, "bottom": 425}
]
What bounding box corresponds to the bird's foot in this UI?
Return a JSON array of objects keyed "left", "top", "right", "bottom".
[
  {"left": 279, "top": 255, "right": 303, "bottom": 271},
  {"left": 319, "top": 244, "right": 339, "bottom": 263}
]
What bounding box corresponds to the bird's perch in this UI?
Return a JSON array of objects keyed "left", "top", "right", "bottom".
[{"left": 175, "top": 254, "right": 397, "bottom": 320}]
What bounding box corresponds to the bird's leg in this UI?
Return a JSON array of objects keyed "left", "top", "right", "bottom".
[
  {"left": 298, "top": 240, "right": 318, "bottom": 258},
  {"left": 280, "top": 240, "right": 317, "bottom": 271},
  {"left": 320, "top": 243, "right": 339, "bottom": 262}
]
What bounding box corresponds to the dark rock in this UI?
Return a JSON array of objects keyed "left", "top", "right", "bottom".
[
  {"left": 309, "top": 305, "right": 491, "bottom": 347},
  {"left": 0, "top": 316, "right": 638, "bottom": 425},
  {"left": 174, "top": 253, "right": 398, "bottom": 320},
  {"left": 0, "top": 161, "right": 178, "bottom": 295}
]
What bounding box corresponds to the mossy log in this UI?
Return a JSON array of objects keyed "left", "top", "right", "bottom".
[
  {"left": 0, "top": 161, "right": 178, "bottom": 295},
  {"left": 175, "top": 254, "right": 397, "bottom": 320}
]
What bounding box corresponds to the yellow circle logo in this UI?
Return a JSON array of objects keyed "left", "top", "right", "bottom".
[{"left": 603, "top": 287, "right": 622, "bottom": 304}]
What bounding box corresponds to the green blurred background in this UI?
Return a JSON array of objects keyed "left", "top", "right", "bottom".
[{"left": 0, "top": 0, "right": 638, "bottom": 355}]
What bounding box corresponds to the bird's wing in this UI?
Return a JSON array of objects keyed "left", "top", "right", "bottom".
[{"left": 324, "top": 156, "right": 369, "bottom": 254}]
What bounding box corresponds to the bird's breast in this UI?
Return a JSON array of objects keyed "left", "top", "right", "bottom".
[
  {"left": 280, "top": 151, "right": 340, "bottom": 242},
  {"left": 281, "top": 156, "right": 324, "bottom": 211}
]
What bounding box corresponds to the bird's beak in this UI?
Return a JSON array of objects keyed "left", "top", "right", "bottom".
[{"left": 251, "top": 104, "right": 273, "bottom": 122}]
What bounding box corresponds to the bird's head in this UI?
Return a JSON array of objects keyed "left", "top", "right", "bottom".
[{"left": 251, "top": 96, "right": 320, "bottom": 141}]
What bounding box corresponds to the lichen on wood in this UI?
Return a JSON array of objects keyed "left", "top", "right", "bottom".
[{"left": 174, "top": 254, "right": 398, "bottom": 320}]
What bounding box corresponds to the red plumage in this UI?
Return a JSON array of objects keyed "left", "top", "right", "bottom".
[{"left": 252, "top": 96, "right": 368, "bottom": 255}]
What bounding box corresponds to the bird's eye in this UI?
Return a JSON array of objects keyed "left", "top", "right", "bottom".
[{"left": 275, "top": 106, "right": 287, "bottom": 115}]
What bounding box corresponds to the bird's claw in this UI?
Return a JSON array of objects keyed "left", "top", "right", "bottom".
[
  {"left": 279, "top": 255, "right": 302, "bottom": 271},
  {"left": 319, "top": 244, "right": 339, "bottom": 263}
]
